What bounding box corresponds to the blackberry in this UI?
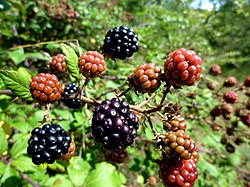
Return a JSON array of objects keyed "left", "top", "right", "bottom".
[
  {"left": 50, "top": 54, "right": 67, "bottom": 73},
  {"left": 207, "top": 82, "right": 217, "bottom": 90},
  {"left": 30, "top": 73, "right": 63, "bottom": 104},
  {"left": 163, "top": 115, "right": 187, "bottom": 132},
  {"left": 158, "top": 130, "right": 197, "bottom": 160},
  {"left": 62, "top": 83, "right": 83, "bottom": 109},
  {"left": 209, "top": 64, "right": 221, "bottom": 76},
  {"left": 159, "top": 158, "right": 198, "bottom": 187},
  {"left": 164, "top": 48, "right": 202, "bottom": 86},
  {"left": 241, "top": 115, "right": 250, "bottom": 126},
  {"left": 223, "top": 91, "right": 238, "bottom": 103},
  {"left": 210, "top": 106, "right": 222, "bottom": 118},
  {"left": 103, "top": 148, "right": 128, "bottom": 164},
  {"left": 91, "top": 98, "right": 139, "bottom": 150},
  {"left": 223, "top": 76, "right": 237, "bottom": 87},
  {"left": 78, "top": 51, "right": 106, "bottom": 78},
  {"left": 128, "top": 63, "right": 162, "bottom": 93},
  {"left": 27, "top": 124, "right": 71, "bottom": 165},
  {"left": 244, "top": 76, "right": 250, "bottom": 87},
  {"left": 101, "top": 25, "right": 139, "bottom": 60}
]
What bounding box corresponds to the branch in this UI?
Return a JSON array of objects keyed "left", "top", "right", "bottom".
[{"left": 0, "top": 90, "right": 14, "bottom": 95}]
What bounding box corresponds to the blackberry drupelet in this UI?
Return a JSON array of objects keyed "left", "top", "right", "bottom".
[
  {"left": 102, "top": 25, "right": 139, "bottom": 60},
  {"left": 91, "top": 98, "right": 139, "bottom": 150},
  {"left": 27, "top": 124, "right": 71, "bottom": 165}
]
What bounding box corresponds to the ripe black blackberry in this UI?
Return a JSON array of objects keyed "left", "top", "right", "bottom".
[
  {"left": 27, "top": 124, "right": 71, "bottom": 165},
  {"left": 62, "top": 83, "right": 83, "bottom": 109},
  {"left": 91, "top": 98, "right": 139, "bottom": 150},
  {"left": 101, "top": 25, "right": 139, "bottom": 60}
]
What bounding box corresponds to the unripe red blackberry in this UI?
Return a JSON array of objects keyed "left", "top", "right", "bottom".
[
  {"left": 50, "top": 54, "right": 67, "bottom": 73},
  {"left": 244, "top": 76, "right": 250, "bottom": 87},
  {"left": 164, "top": 48, "right": 202, "bottom": 86},
  {"left": 221, "top": 103, "right": 233, "bottom": 120},
  {"left": 209, "top": 64, "right": 221, "bottom": 76},
  {"left": 103, "top": 148, "right": 128, "bottom": 164},
  {"left": 223, "top": 91, "right": 238, "bottom": 103},
  {"left": 159, "top": 158, "right": 198, "bottom": 187},
  {"left": 163, "top": 115, "right": 187, "bottom": 132},
  {"left": 102, "top": 25, "right": 139, "bottom": 60},
  {"left": 30, "top": 73, "right": 62, "bottom": 104},
  {"left": 91, "top": 98, "right": 139, "bottom": 150},
  {"left": 78, "top": 51, "right": 106, "bottom": 78},
  {"left": 241, "top": 115, "right": 250, "bottom": 126},
  {"left": 210, "top": 106, "right": 222, "bottom": 118},
  {"left": 27, "top": 124, "right": 72, "bottom": 165},
  {"left": 62, "top": 83, "right": 83, "bottom": 109},
  {"left": 223, "top": 76, "right": 237, "bottom": 87},
  {"left": 158, "top": 130, "right": 197, "bottom": 160},
  {"left": 128, "top": 63, "right": 162, "bottom": 93},
  {"left": 207, "top": 82, "right": 217, "bottom": 90},
  {"left": 60, "top": 139, "right": 76, "bottom": 160}
]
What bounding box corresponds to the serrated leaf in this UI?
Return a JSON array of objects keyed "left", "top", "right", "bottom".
[
  {"left": 7, "top": 48, "right": 26, "bottom": 65},
  {"left": 67, "top": 157, "right": 91, "bottom": 186},
  {"left": 9, "top": 134, "right": 30, "bottom": 158},
  {"left": 11, "top": 155, "right": 37, "bottom": 172},
  {"left": 60, "top": 43, "right": 80, "bottom": 79},
  {"left": 83, "top": 162, "right": 124, "bottom": 187},
  {"left": 0, "top": 128, "right": 8, "bottom": 155},
  {"left": 0, "top": 70, "right": 33, "bottom": 101}
]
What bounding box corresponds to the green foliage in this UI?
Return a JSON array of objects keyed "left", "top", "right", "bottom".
[{"left": 0, "top": 0, "right": 249, "bottom": 187}]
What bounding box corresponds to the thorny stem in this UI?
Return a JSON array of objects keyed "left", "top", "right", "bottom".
[
  {"left": 13, "top": 165, "right": 41, "bottom": 187},
  {"left": 147, "top": 115, "right": 159, "bottom": 138},
  {"left": 117, "top": 86, "right": 132, "bottom": 97},
  {"left": 160, "top": 85, "right": 171, "bottom": 106}
]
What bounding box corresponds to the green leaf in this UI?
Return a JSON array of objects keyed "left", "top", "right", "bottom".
[
  {"left": 0, "top": 128, "right": 8, "bottom": 155},
  {"left": 67, "top": 157, "right": 91, "bottom": 186},
  {"left": 7, "top": 48, "right": 26, "bottom": 65},
  {"left": 44, "top": 174, "right": 73, "bottom": 187},
  {"left": 0, "top": 0, "right": 11, "bottom": 12},
  {"left": 11, "top": 155, "right": 37, "bottom": 172},
  {"left": 83, "top": 162, "right": 124, "bottom": 187},
  {"left": 60, "top": 43, "right": 80, "bottom": 79},
  {"left": 0, "top": 70, "right": 33, "bottom": 101},
  {"left": 9, "top": 134, "right": 30, "bottom": 158}
]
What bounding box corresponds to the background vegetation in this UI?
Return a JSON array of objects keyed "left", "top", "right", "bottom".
[{"left": 0, "top": 0, "right": 249, "bottom": 186}]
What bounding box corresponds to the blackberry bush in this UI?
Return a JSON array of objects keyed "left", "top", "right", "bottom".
[
  {"left": 101, "top": 25, "right": 139, "bottom": 60},
  {"left": 27, "top": 124, "right": 72, "bottom": 165},
  {"left": 30, "top": 73, "right": 63, "bottom": 104},
  {"left": 91, "top": 98, "right": 139, "bottom": 150}
]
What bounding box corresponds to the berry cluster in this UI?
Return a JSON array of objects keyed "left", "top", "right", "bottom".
[
  {"left": 62, "top": 83, "right": 83, "bottom": 109},
  {"left": 50, "top": 54, "right": 67, "bottom": 73},
  {"left": 128, "top": 63, "right": 162, "bottom": 93},
  {"left": 27, "top": 124, "right": 72, "bottom": 165},
  {"left": 101, "top": 25, "right": 139, "bottom": 60},
  {"left": 164, "top": 48, "right": 202, "bottom": 86},
  {"left": 78, "top": 51, "right": 106, "bottom": 78},
  {"left": 91, "top": 98, "right": 139, "bottom": 150},
  {"left": 30, "top": 73, "right": 63, "bottom": 104},
  {"left": 159, "top": 158, "right": 198, "bottom": 187}
]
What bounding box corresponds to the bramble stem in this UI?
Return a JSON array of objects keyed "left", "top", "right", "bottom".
[{"left": 160, "top": 85, "right": 171, "bottom": 106}]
